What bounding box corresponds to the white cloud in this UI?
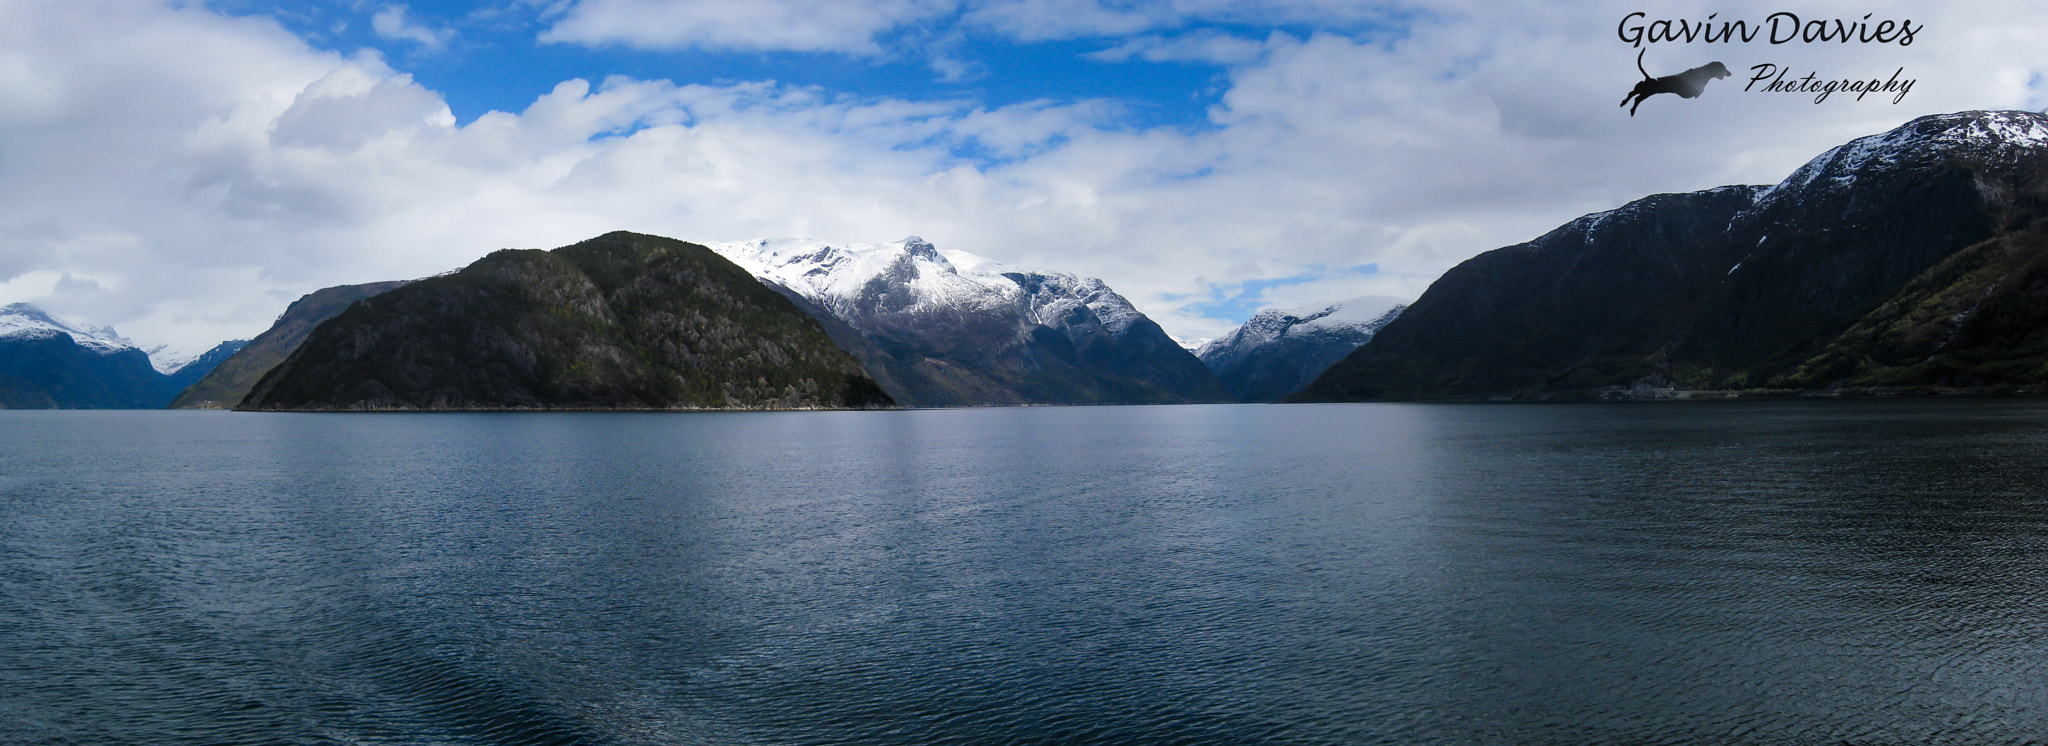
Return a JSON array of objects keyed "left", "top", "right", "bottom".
[
  {"left": 538, "top": 0, "right": 1407, "bottom": 52},
  {"left": 1083, "top": 30, "right": 1268, "bottom": 65},
  {"left": 540, "top": 0, "right": 956, "bottom": 54},
  {"left": 371, "top": 5, "right": 452, "bottom": 49},
  {"left": 4, "top": 0, "right": 2048, "bottom": 355},
  {"left": 959, "top": 0, "right": 1407, "bottom": 42}
]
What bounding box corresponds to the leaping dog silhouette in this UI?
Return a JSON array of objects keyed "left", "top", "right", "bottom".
[{"left": 1621, "top": 50, "right": 1729, "bottom": 116}]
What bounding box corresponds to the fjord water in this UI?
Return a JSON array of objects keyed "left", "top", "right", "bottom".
[{"left": 5, "top": 402, "right": 2048, "bottom": 745}]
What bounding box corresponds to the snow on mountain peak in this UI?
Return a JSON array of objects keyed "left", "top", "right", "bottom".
[
  {"left": 900, "top": 236, "right": 939, "bottom": 259},
  {"left": 1285, "top": 296, "right": 1408, "bottom": 329},
  {"left": 1757, "top": 110, "right": 2048, "bottom": 208},
  {"left": 0, "top": 302, "right": 141, "bottom": 357},
  {"left": 1197, "top": 295, "right": 1407, "bottom": 362},
  {"left": 144, "top": 345, "right": 202, "bottom": 375},
  {"left": 707, "top": 237, "right": 1144, "bottom": 335},
  {"left": 1193, "top": 294, "right": 1410, "bottom": 401},
  {"left": 0, "top": 302, "right": 212, "bottom": 373}
]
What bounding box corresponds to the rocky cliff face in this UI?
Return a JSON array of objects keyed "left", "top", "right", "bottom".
[
  {"left": 1197, "top": 296, "right": 1405, "bottom": 402},
  {"left": 1296, "top": 110, "right": 2048, "bottom": 400},
  {"left": 709, "top": 237, "right": 1231, "bottom": 406},
  {"left": 239, "top": 232, "right": 893, "bottom": 411}
]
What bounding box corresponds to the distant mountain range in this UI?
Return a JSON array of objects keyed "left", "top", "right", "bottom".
[
  {"left": 1196, "top": 296, "right": 1405, "bottom": 402},
  {"left": 709, "top": 237, "right": 1230, "bottom": 406},
  {"left": 0, "top": 303, "right": 244, "bottom": 408},
  {"left": 19, "top": 109, "right": 2048, "bottom": 409},
  {"left": 53, "top": 234, "right": 1230, "bottom": 411},
  {"left": 1296, "top": 110, "right": 2048, "bottom": 401}
]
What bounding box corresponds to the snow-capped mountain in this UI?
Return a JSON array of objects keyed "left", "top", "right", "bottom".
[
  {"left": 144, "top": 346, "right": 202, "bottom": 375},
  {"left": 1298, "top": 109, "right": 2048, "bottom": 401},
  {"left": 708, "top": 237, "right": 1231, "bottom": 406},
  {"left": 1196, "top": 296, "right": 1406, "bottom": 402},
  {"left": 1751, "top": 109, "right": 2048, "bottom": 213},
  {"left": 0, "top": 303, "right": 233, "bottom": 373},
  {"left": 2, "top": 302, "right": 167, "bottom": 408},
  {"left": 709, "top": 237, "right": 1144, "bottom": 336},
  {"left": 0, "top": 303, "right": 140, "bottom": 355},
  {"left": 0, "top": 302, "right": 245, "bottom": 408}
]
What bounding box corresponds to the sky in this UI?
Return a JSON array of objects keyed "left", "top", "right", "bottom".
[{"left": 3, "top": 0, "right": 2047, "bottom": 355}]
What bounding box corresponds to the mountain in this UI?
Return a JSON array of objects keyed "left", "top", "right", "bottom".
[
  {"left": 238, "top": 231, "right": 893, "bottom": 411},
  {"left": 162, "top": 340, "right": 251, "bottom": 396},
  {"left": 169, "top": 281, "right": 409, "bottom": 409},
  {"left": 145, "top": 346, "right": 206, "bottom": 376},
  {"left": 707, "top": 237, "right": 1231, "bottom": 407},
  {"left": 1196, "top": 296, "right": 1406, "bottom": 402},
  {"left": 0, "top": 303, "right": 140, "bottom": 356},
  {"left": 0, "top": 304, "right": 239, "bottom": 408},
  {"left": 0, "top": 303, "right": 165, "bottom": 408},
  {"left": 1295, "top": 110, "right": 2048, "bottom": 401}
]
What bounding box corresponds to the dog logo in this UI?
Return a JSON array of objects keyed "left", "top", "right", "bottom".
[{"left": 1621, "top": 50, "right": 1731, "bottom": 116}]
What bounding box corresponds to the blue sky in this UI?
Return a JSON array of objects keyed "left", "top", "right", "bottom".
[
  {"left": 224, "top": 0, "right": 1378, "bottom": 132},
  {"left": 3, "top": 0, "right": 2047, "bottom": 354},
  {"left": 261, "top": 1, "right": 1266, "bottom": 133}
]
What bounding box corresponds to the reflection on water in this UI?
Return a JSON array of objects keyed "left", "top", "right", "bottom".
[{"left": 4, "top": 401, "right": 2048, "bottom": 744}]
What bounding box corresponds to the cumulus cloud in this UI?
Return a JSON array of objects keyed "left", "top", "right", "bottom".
[{"left": 3, "top": 0, "right": 2048, "bottom": 354}]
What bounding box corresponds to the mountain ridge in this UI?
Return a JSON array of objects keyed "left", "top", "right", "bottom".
[
  {"left": 239, "top": 231, "right": 894, "bottom": 411},
  {"left": 170, "top": 281, "right": 410, "bottom": 409},
  {"left": 1294, "top": 110, "right": 2048, "bottom": 401},
  {"left": 0, "top": 303, "right": 243, "bottom": 409},
  {"left": 1197, "top": 296, "right": 1406, "bottom": 402},
  {"left": 708, "top": 236, "right": 1231, "bottom": 407}
]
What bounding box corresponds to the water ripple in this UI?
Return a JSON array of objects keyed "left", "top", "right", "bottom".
[{"left": 5, "top": 402, "right": 2048, "bottom": 743}]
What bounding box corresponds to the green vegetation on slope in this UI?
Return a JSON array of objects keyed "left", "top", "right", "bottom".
[
  {"left": 1777, "top": 229, "right": 2048, "bottom": 390},
  {"left": 239, "top": 232, "right": 893, "bottom": 411}
]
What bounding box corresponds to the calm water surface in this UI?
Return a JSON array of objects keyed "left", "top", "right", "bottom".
[{"left": 5, "top": 401, "right": 2048, "bottom": 744}]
